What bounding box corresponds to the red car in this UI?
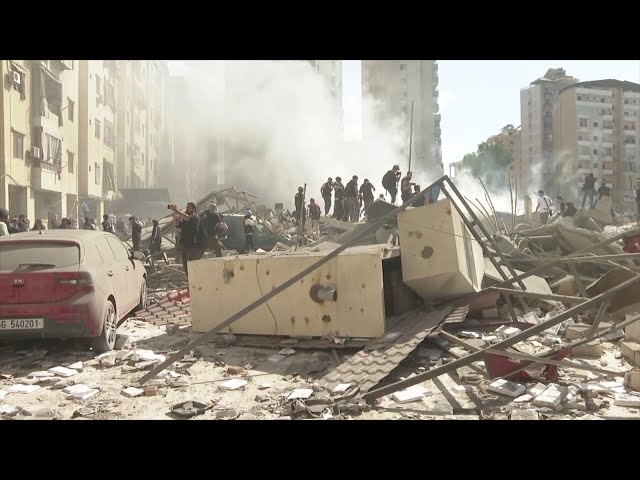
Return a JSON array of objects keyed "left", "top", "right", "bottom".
[{"left": 0, "top": 230, "right": 148, "bottom": 352}]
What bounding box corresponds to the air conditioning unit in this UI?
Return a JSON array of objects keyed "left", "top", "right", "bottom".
[
  {"left": 11, "top": 71, "right": 21, "bottom": 85},
  {"left": 31, "top": 146, "right": 41, "bottom": 159}
]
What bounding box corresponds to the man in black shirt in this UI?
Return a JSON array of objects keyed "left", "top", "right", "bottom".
[
  {"left": 201, "top": 203, "right": 224, "bottom": 257},
  {"left": 129, "top": 216, "right": 142, "bottom": 251},
  {"left": 333, "top": 177, "right": 346, "bottom": 221},
  {"left": 359, "top": 179, "right": 376, "bottom": 216},
  {"left": 345, "top": 175, "right": 359, "bottom": 222},
  {"left": 581, "top": 173, "right": 596, "bottom": 209},
  {"left": 294, "top": 186, "right": 306, "bottom": 226},
  {"left": 150, "top": 219, "right": 162, "bottom": 256},
  {"left": 382, "top": 165, "right": 401, "bottom": 203},
  {"left": 102, "top": 214, "right": 116, "bottom": 234},
  {"left": 320, "top": 178, "right": 333, "bottom": 216},
  {"left": 171, "top": 202, "right": 201, "bottom": 276}
]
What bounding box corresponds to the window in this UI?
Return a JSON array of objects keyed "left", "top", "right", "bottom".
[
  {"left": 577, "top": 95, "right": 582, "bottom": 100},
  {"left": 104, "top": 120, "right": 113, "bottom": 148},
  {"left": 593, "top": 136, "right": 598, "bottom": 141},
  {"left": 624, "top": 99, "right": 629, "bottom": 104},
  {"left": 67, "top": 151, "right": 74, "bottom": 173},
  {"left": 95, "top": 163, "right": 101, "bottom": 184},
  {"left": 593, "top": 122, "right": 598, "bottom": 128},
  {"left": 11, "top": 68, "right": 26, "bottom": 100},
  {"left": 600, "top": 98, "right": 605, "bottom": 103},
  {"left": 593, "top": 163, "right": 599, "bottom": 169},
  {"left": 593, "top": 150, "right": 598, "bottom": 155},
  {"left": 12, "top": 131, "right": 24, "bottom": 159},
  {"left": 106, "top": 236, "right": 130, "bottom": 262},
  {"left": 579, "top": 119, "right": 587, "bottom": 128},
  {"left": 400, "top": 64, "right": 407, "bottom": 71},
  {"left": 95, "top": 120, "right": 101, "bottom": 139},
  {"left": 401, "top": 106, "right": 408, "bottom": 114},
  {"left": 68, "top": 99, "right": 75, "bottom": 122},
  {"left": 402, "top": 91, "right": 408, "bottom": 98}
]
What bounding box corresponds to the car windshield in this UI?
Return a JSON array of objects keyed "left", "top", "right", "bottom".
[{"left": 0, "top": 242, "right": 80, "bottom": 271}]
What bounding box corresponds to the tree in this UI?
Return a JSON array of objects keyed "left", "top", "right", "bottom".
[{"left": 460, "top": 142, "right": 513, "bottom": 191}]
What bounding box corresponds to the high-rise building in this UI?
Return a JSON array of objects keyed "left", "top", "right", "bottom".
[
  {"left": 361, "top": 60, "right": 442, "bottom": 175},
  {"left": 308, "top": 60, "right": 343, "bottom": 133},
  {"left": 553, "top": 79, "right": 640, "bottom": 211},
  {"left": 520, "top": 68, "right": 578, "bottom": 194},
  {"left": 487, "top": 125, "right": 522, "bottom": 190},
  {"left": 78, "top": 60, "right": 118, "bottom": 219},
  {"left": 1, "top": 60, "right": 79, "bottom": 223}
]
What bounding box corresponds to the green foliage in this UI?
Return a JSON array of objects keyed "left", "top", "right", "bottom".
[{"left": 461, "top": 141, "right": 513, "bottom": 190}]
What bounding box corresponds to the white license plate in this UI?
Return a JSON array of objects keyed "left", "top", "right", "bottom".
[{"left": 0, "top": 318, "right": 44, "bottom": 330}]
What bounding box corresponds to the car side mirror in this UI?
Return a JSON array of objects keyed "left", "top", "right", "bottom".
[{"left": 132, "top": 250, "right": 146, "bottom": 261}]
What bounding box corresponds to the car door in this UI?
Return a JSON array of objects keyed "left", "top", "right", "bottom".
[
  {"left": 111, "top": 236, "right": 140, "bottom": 312},
  {"left": 105, "top": 236, "right": 134, "bottom": 315},
  {"left": 93, "top": 236, "right": 125, "bottom": 304}
]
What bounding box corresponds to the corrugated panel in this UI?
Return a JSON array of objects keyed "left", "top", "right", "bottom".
[{"left": 319, "top": 306, "right": 467, "bottom": 393}]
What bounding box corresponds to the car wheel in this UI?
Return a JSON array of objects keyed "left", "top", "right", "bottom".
[
  {"left": 92, "top": 301, "right": 117, "bottom": 353},
  {"left": 135, "top": 277, "right": 147, "bottom": 311}
]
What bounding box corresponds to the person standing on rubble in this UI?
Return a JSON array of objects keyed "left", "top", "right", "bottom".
[
  {"left": 170, "top": 202, "right": 201, "bottom": 276},
  {"left": 243, "top": 208, "right": 256, "bottom": 253},
  {"left": 307, "top": 198, "right": 321, "bottom": 237},
  {"left": 333, "top": 177, "right": 346, "bottom": 221},
  {"left": 359, "top": 179, "right": 376, "bottom": 217},
  {"left": 382, "top": 165, "right": 401, "bottom": 203},
  {"left": 320, "top": 177, "right": 333, "bottom": 216},
  {"left": 201, "top": 203, "right": 225, "bottom": 257},
  {"left": 150, "top": 219, "right": 162, "bottom": 256},
  {"left": 595, "top": 181, "right": 615, "bottom": 220},
  {"left": 400, "top": 172, "right": 415, "bottom": 204},
  {"left": 294, "top": 186, "right": 306, "bottom": 227},
  {"left": 345, "top": 175, "right": 360, "bottom": 222},
  {"left": 535, "top": 190, "right": 553, "bottom": 224},
  {"left": 129, "top": 216, "right": 142, "bottom": 251},
  {"left": 116, "top": 216, "right": 127, "bottom": 239},
  {"left": 581, "top": 173, "right": 596, "bottom": 209}
]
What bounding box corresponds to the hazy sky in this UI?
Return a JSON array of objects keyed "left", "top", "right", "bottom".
[{"left": 342, "top": 60, "right": 640, "bottom": 169}]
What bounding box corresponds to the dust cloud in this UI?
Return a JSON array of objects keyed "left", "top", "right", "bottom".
[{"left": 170, "top": 61, "right": 410, "bottom": 209}]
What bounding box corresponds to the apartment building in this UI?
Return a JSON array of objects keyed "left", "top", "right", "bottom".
[
  {"left": 1, "top": 60, "right": 79, "bottom": 223},
  {"left": 520, "top": 68, "right": 578, "bottom": 194},
  {"left": 449, "top": 160, "right": 463, "bottom": 178},
  {"left": 487, "top": 125, "right": 522, "bottom": 190},
  {"left": 362, "top": 60, "right": 442, "bottom": 175},
  {"left": 308, "top": 60, "right": 343, "bottom": 128},
  {"left": 78, "top": 60, "right": 118, "bottom": 220},
  {"left": 553, "top": 79, "right": 640, "bottom": 211}
]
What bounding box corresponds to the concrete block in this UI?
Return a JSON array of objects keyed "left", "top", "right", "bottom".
[
  {"left": 7, "top": 384, "right": 40, "bottom": 394},
  {"left": 572, "top": 341, "right": 602, "bottom": 358},
  {"left": 532, "top": 384, "right": 569, "bottom": 408},
  {"left": 219, "top": 379, "right": 248, "bottom": 391},
  {"left": 621, "top": 341, "right": 640, "bottom": 367},
  {"left": 625, "top": 315, "right": 640, "bottom": 343},
  {"left": 527, "top": 382, "right": 547, "bottom": 398},
  {"left": 510, "top": 409, "right": 539, "bottom": 420},
  {"left": 488, "top": 379, "right": 526, "bottom": 398},
  {"left": 48, "top": 366, "right": 78, "bottom": 378},
  {"left": 625, "top": 370, "right": 640, "bottom": 392},
  {"left": 613, "top": 393, "right": 640, "bottom": 408},
  {"left": 121, "top": 387, "right": 144, "bottom": 398},
  {"left": 392, "top": 385, "right": 427, "bottom": 404},
  {"left": 565, "top": 324, "right": 590, "bottom": 341}
]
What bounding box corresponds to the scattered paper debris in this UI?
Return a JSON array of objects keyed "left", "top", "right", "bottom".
[
  {"left": 122, "top": 387, "right": 145, "bottom": 398},
  {"left": 48, "top": 366, "right": 78, "bottom": 378},
  {"left": 287, "top": 388, "right": 313, "bottom": 400}
]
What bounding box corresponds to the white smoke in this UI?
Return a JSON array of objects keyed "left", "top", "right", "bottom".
[{"left": 170, "top": 61, "right": 409, "bottom": 209}]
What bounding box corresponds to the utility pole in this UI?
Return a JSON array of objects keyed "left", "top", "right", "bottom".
[{"left": 408, "top": 100, "right": 414, "bottom": 173}]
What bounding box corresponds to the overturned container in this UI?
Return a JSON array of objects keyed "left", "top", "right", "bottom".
[{"left": 397, "top": 198, "right": 485, "bottom": 301}]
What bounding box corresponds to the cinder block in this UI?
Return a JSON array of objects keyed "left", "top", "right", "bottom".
[
  {"left": 488, "top": 379, "right": 526, "bottom": 398},
  {"left": 572, "top": 341, "right": 602, "bottom": 358},
  {"left": 621, "top": 341, "right": 640, "bottom": 367},
  {"left": 625, "top": 370, "right": 640, "bottom": 392},
  {"left": 532, "top": 384, "right": 569, "bottom": 408},
  {"left": 625, "top": 316, "right": 640, "bottom": 343},
  {"left": 565, "top": 324, "right": 589, "bottom": 341}
]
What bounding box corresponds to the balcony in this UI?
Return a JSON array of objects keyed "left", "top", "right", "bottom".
[
  {"left": 602, "top": 114, "right": 613, "bottom": 121},
  {"left": 625, "top": 142, "right": 638, "bottom": 149},
  {"left": 31, "top": 162, "right": 62, "bottom": 193},
  {"left": 602, "top": 128, "right": 613, "bottom": 134},
  {"left": 602, "top": 169, "right": 614, "bottom": 175}
]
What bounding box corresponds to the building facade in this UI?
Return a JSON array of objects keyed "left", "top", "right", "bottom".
[
  {"left": 487, "top": 125, "right": 522, "bottom": 191},
  {"left": 308, "top": 60, "right": 343, "bottom": 130},
  {"left": 553, "top": 79, "right": 640, "bottom": 211},
  {"left": 520, "top": 68, "right": 578, "bottom": 194},
  {"left": 361, "top": 60, "right": 442, "bottom": 175},
  {"left": 1, "top": 60, "right": 79, "bottom": 223}
]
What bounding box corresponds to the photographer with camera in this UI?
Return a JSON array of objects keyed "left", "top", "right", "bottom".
[{"left": 169, "top": 202, "right": 205, "bottom": 277}]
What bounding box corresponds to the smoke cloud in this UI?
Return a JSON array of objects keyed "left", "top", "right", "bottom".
[{"left": 170, "top": 61, "right": 411, "bottom": 209}]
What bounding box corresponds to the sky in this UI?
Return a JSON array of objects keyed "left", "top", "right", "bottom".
[{"left": 342, "top": 60, "right": 640, "bottom": 169}]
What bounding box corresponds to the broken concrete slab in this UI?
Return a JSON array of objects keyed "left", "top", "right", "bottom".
[
  {"left": 513, "top": 394, "right": 533, "bottom": 403},
  {"left": 488, "top": 379, "right": 526, "bottom": 398},
  {"left": 0, "top": 389, "right": 7, "bottom": 401},
  {"left": 572, "top": 341, "right": 603, "bottom": 358},
  {"left": 613, "top": 393, "right": 640, "bottom": 407},
  {"left": 625, "top": 315, "right": 640, "bottom": 343},
  {"left": 7, "top": 384, "right": 41, "bottom": 394},
  {"left": 543, "top": 334, "right": 562, "bottom": 346},
  {"left": 26, "top": 371, "right": 54, "bottom": 378},
  {"left": 67, "top": 361, "right": 83, "bottom": 372},
  {"left": 219, "top": 379, "right": 248, "bottom": 391},
  {"left": 532, "top": 384, "right": 569, "bottom": 408},
  {"left": 331, "top": 383, "right": 352, "bottom": 395},
  {"left": 48, "top": 366, "right": 79, "bottom": 378},
  {"left": 503, "top": 327, "right": 522, "bottom": 338},
  {"left": 510, "top": 409, "right": 539, "bottom": 420},
  {"left": 625, "top": 370, "right": 640, "bottom": 392},
  {"left": 287, "top": 388, "right": 313, "bottom": 400},
  {"left": 121, "top": 387, "right": 145, "bottom": 398},
  {"left": 391, "top": 385, "right": 427, "bottom": 404},
  {"left": 621, "top": 341, "right": 640, "bottom": 366}
]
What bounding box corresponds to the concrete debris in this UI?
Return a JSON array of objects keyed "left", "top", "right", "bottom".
[
  {"left": 532, "top": 384, "right": 569, "bottom": 408},
  {"left": 121, "top": 387, "right": 145, "bottom": 398},
  {"left": 216, "top": 409, "right": 239, "bottom": 420},
  {"left": 0, "top": 390, "right": 8, "bottom": 401},
  {"left": 68, "top": 362, "right": 84, "bottom": 372},
  {"left": 48, "top": 366, "right": 79, "bottom": 378},
  {"left": 613, "top": 393, "right": 640, "bottom": 408},
  {"left": 257, "top": 383, "right": 272, "bottom": 390},
  {"left": 287, "top": 388, "right": 313, "bottom": 400},
  {"left": 219, "top": 379, "right": 248, "bottom": 391},
  {"left": 0, "top": 405, "right": 21, "bottom": 416},
  {"left": 7, "top": 384, "right": 41, "bottom": 394},
  {"left": 459, "top": 331, "right": 481, "bottom": 339},
  {"left": 572, "top": 341, "right": 603, "bottom": 358},
  {"left": 268, "top": 354, "right": 286, "bottom": 363},
  {"left": 513, "top": 394, "right": 533, "bottom": 403},
  {"left": 621, "top": 341, "right": 640, "bottom": 366},
  {"left": 510, "top": 409, "right": 539, "bottom": 420},
  {"left": 331, "top": 383, "right": 352, "bottom": 394},
  {"left": 278, "top": 348, "right": 296, "bottom": 356},
  {"left": 392, "top": 385, "right": 427, "bottom": 404},
  {"left": 488, "top": 379, "right": 527, "bottom": 398},
  {"left": 226, "top": 366, "right": 245, "bottom": 375},
  {"left": 27, "top": 371, "right": 54, "bottom": 378},
  {"left": 543, "top": 335, "right": 562, "bottom": 346},
  {"left": 625, "top": 370, "right": 640, "bottom": 392},
  {"left": 503, "top": 327, "right": 522, "bottom": 338}
]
